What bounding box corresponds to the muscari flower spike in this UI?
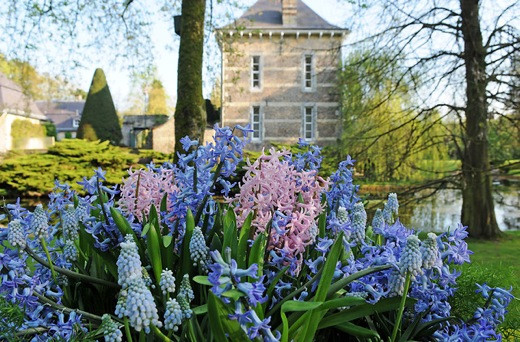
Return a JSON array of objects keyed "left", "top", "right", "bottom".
[
  {"left": 159, "top": 269, "right": 176, "bottom": 295},
  {"left": 116, "top": 235, "right": 142, "bottom": 288},
  {"left": 177, "top": 293, "right": 192, "bottom": 320},
  {"left": 421, "top": 233, "right": 439, "bottom": 269},
  {"left": 63, "top": 240, "right": 78, "bottom": 262},
  {"left": 75, "top": 201, "right": 89, "bottom": 222},
  {"left": 388, "top": 268, "right": 406, "bottom": 296},
  {"left": 123, "top": 278, "right": 162, "bottom": 333},
  {"left": 371, "top": 208, "right": 385, "bottom": 232},
  {"left": 101, "top": 314, "right": 122, "bottom": 342},
  {"left": 189, "top": 226, "right": 209, "bottom": 272},
  {"left": 351, "top": 202, "right": 367, "bottom": 245},
  {"left": 383, "top": 193, "right": 398, "bottom": 224},
  {"left": 32, "top": 204, "right": 49, "bottom": 240},
  {"left": 337, "top": 206, "right": 349, "bottom": 225},
  {"left": 142, "top": 267, "right": 154, "bottom": 289},
  {"left": 62, "top": 204, "right": 79, "bottom": 241},
  {"left": 115, "top": 289, "right": 127, "bottom": 318},
  {"left": 179, "top": 274, "right": 194, "bottom": 303},
  {"left": 164, "top": 298, "right": 183, "bottom": 332},
  {"left": 399, "top": 235, "right": 423, "bottom": 278},
  {"left": 8, "top": 219, "right": 26, "bottom": 250}
]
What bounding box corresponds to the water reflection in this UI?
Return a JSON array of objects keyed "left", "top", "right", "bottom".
[{"left": 391, "top": 187, "right": 519, "bottom": 233}]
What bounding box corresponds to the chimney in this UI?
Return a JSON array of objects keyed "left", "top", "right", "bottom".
[{"left": 282, "top": 0, "right": 297, "bottom": 27}]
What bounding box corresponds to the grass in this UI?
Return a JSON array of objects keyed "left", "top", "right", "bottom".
[{"left": 451, "top": 231, "right": 520, "bottom": 340}]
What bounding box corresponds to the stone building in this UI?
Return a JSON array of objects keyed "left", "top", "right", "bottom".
[
  {"left": 36, "top": 100, "right": 85, "bottom": 140},
  {"left": 217, "top": 0, "right": 347, "bottom": 147}
]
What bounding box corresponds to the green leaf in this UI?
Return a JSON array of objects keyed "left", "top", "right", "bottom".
[
  {"left": 222, "top": 289, "right": 244, "bottom": 301},
  {"left": 207, "top": 293, "right": 227, "bottom": 342},
  {"left": 248, "top": 233, "right": 267, "bottom": 280},
  {"left": 146, "top": 218, "right": 163, "bottom": 284},
  {"left": 141, "top": 223, "right": 151, "bottom": 237},
  {"left": 160, "top": 193, "right": 168, "bottom": 212},
  {"left": 319, "top": 296, "right": 366, "bottom": 311},
  {"left": 281, "top": 301, "right": 323, "bottom": 342},
  {"left": 237, "top": 212, "right": 253, "bottom": 269},
  {"left": 208, "top": 292, "right": 249, "bottom": 341},
  {"left": 298, "top": 233, "right": 344, "bottom": 341},
  {"left": 180, "top": 209, "right": 195, "bottom": 277},
  {"left": 318, "top": 297, "right": 416, "bottom": 330},
  {"left": 222, "top": 209, "right": 238, "bottom": 259},
  {"left": 335, "top": 322, "right": 380, "bottom": 338},
  {"left": 318, "top": 212, "right": 326, "bottom": 238},
  {"left": 162, "top": 235, "right": 172, "bottom": 248},
  {"left": 193, "top": 275, "right": 212, "bottom": 286},
  {"left": 193, "top": 304, "right": 208, "bottom": 315}
]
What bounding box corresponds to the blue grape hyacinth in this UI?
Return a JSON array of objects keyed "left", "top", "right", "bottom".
[
  {"left": 399, "top": 235, "right": 423, "bottom": 278},
  {"left": 123, "top": 278, "right": 162, "bottom": 333},
  {"left": 421, "top": 232, "right": 439, "bottom": 269},
  {"left": 8, "top": 219, "right": 26, "bottom": 250},
  {"left": 164, "top": 298, "right": 183, "bottom": 331},
  {"left": 383, "top": 193, "right": 398, "bottom": 224},
  {"left": 189, "top": 226, "right": 209, "bottom": 272},
  {"left": 117, "top": 235, "right": 142, "bottom": 288},
  {"left": 101, "top": 314, "right": 122, "bottom": 342},
  {"left": 32, "top": 204, "right": 49, "bottom": 240},
  {"left": 62, "top": 204, "right": 79, "bottom": 241},
  {"left": 177, "top": 294, "right": 192, "bottom": 320},
  {"left": 159, "top": 269, "right": 176, "bottom": 295},
  {"left": 63, "top": 239, "right": 78, "bottom": 262},
  {"left": 179, "top": 274, "right": 194, "bottom": 303},
  {"left": 388, "top": 268, "right": 406, "bottom": 296},
  {"left": 371, "top": 208, "right": 384, "bottom": 232},
  {"left": 351, "top": 202, "right": 367, "bottom": 245}
]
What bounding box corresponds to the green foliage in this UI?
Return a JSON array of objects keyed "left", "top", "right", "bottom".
[
  {"left": 0, "top": 296, "right": 25, "bottom": 341},
  {"left": 488, "top": 115, "right": 520, "bottom": 163},
  {"left": 147, "top": 79, "right": 168, "bottom": 115},
  {"left": 339, "top": 50, "right": 451, "bottom": 182},
  {"left": 43, "top": 121, "right": 57, "bottom": 138},
  {"left": 10, "top": 119, "right": 46, "bottom": 149},
  {"left": 0, "top": 139, "right": 169, "bottom": 197},
  {"left": 77, "top": 68, "right": 122, "bottom": 145},
  {"left": 451, "top": 231, "right": 520, "bottom": 339}
]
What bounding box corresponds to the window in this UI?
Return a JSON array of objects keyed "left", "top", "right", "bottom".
[
  {"left": 251, "top": 56, "right": 262, "bottom": 90},
  {"left": 303, "top": 105, "right": 315, "bottom": 141},
  {"left": 72, "top": 119, "right": 80, "bottom": 128},
  {"left": 303, "top": 54, "right": 314, "bottom": 90},
  {"left": 251, "top": 106, "right": 262, "bottom": 141}
]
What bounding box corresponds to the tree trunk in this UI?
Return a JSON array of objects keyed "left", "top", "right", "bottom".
[
  {"left": 460, "top": 0, "right": 501, "bottom": 239},
  {"left": 175, "top": 0, "right": 207, "bottom": 155}
]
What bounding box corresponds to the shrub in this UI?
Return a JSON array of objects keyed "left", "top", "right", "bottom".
[{"left": 77, "top": 68, "right": 122, "bottom": 145}]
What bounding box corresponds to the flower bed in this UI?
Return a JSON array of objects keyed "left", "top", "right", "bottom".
[{"left": 0, "top": 126, "right": 513, "bottom": 341}]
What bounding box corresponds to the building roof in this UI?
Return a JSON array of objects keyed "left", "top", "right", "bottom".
[
  {"left": 227, "top": 0, "right": 342, "bottom": 30},
  {"left": 36, "top": 101, "right": 85, "bottom": 131},
  {"left": 0, "top": 72, "right": 47, "bottom": 120}
]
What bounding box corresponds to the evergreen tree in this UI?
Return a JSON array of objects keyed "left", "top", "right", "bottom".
[
  {"left": 146, "top": 79, "right": 168, "bottom": 115},
  {"left": 77, "top": 68, "right": 122, "bottom": 145}
]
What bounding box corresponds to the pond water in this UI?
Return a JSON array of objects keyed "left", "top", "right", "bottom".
[{"left": 367, "top": 186, "right": 519, "bottom": 233}]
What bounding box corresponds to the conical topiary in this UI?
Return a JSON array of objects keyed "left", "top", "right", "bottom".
[{"left": 77, "top": 68, "right": 122, "bottom": 144}]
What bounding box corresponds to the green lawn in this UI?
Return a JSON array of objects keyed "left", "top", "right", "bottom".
[{"left": 452, "top": 231, "right": 520, "bottom": 340}]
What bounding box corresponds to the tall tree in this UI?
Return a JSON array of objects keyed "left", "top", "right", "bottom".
[
  {"left": 77, "top": 68, "right": 122, "bottom": 145},
  {"left": 147, "top": 79, "right": 168, "bottom": 115},
  {"left": 342, "top": 0, "right": 519, "bottom": 238},
  {"left": 175, "top": 0, "right": 207, "bottom": 154}
]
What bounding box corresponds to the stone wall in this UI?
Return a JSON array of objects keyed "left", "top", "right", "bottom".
[
  {"left": 221, "top": 34, "right": 343, "bottom": 148},
  {"left": 0, "top": 113, "right": 51, "bottom": 152},
  {"left": 151, "top": 117, "right": 175, "bottom": 154}
]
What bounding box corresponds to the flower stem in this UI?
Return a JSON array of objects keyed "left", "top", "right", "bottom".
[
  {"left": 390, "top": 272, "right": 412, "bottom": 342},
  {"left": 40, "top": 238, "right": 58, "bottom": 282},
  {"left": 33, "top": 291, "right": 104, "bottom": 323},
  {"left": 25, "top": 246, "right": 120, "bottom": 289},
  {"left": 151, "top": 325, "right": 172, "bottom": 342},
  {"left": 124, "top": 318, "right": 134, "bottom": 342}
]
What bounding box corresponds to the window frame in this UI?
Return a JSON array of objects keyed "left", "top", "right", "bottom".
[
  {"left": 250, "top": 105, "right": 263, "bottom": 142},
  {"left": 302, "top": 104, "right": 317, "bottom": 142},
  {"left": 251, "top": 55, "right": 263, "bottom": 91},
  {"left": 302, "top": 53, "right": 316, "bottom": 92}
]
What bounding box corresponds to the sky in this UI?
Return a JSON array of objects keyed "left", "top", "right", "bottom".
[{"left": 47, "top": 0, "right": 352, "bottom": 111}]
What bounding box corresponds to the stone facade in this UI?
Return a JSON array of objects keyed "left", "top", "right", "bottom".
[{"left": 217, "top": 0, "right": 347, "bottom": 148}]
